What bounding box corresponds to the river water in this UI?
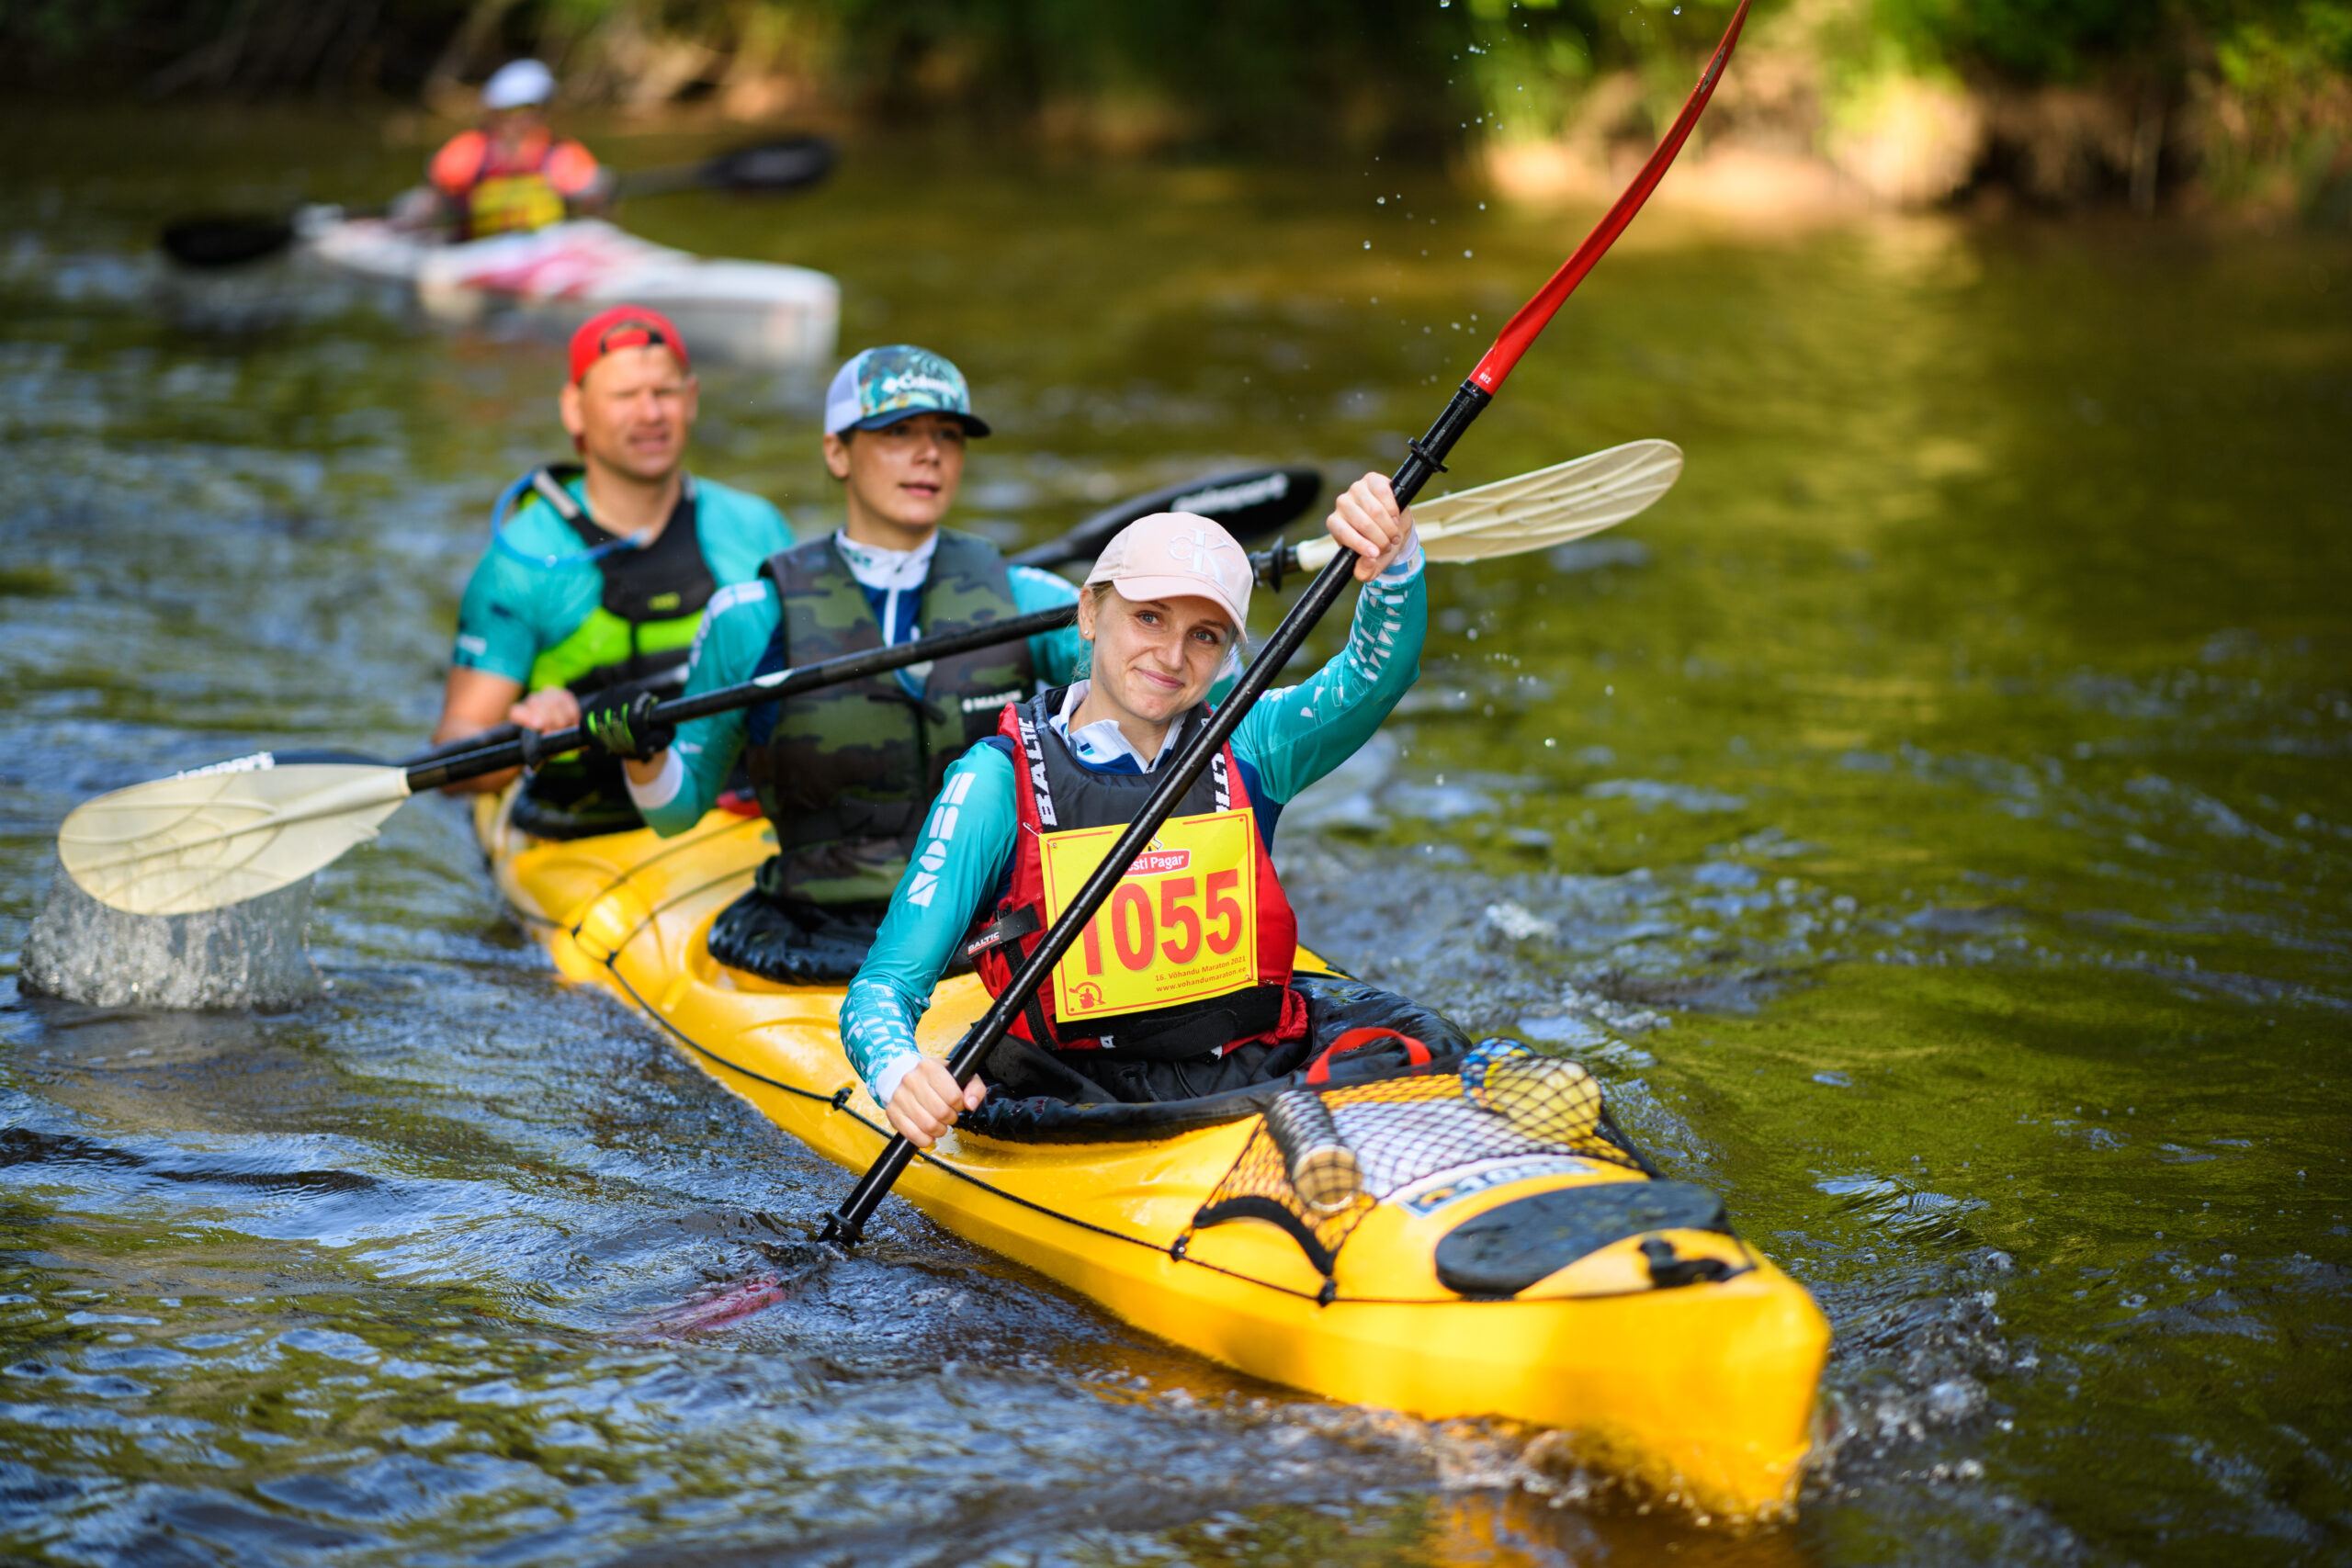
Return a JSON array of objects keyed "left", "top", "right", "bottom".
[{"left": 2, "top": 107, "right": 2347, "bottom": 1566}]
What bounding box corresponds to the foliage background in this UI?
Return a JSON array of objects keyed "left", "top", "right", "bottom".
[{"left": 3, "top": 0, "right": 2348, "bottom": 216}]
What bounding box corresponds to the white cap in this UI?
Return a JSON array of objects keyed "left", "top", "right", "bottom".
[
  {"left": 482, "top": 60, "right": 556, "bottom": 111},
  {"left": 1085, "top": 513, "right": 1252, "bottom": 630}
]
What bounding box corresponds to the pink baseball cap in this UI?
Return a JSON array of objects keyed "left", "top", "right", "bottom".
[{"left": 1085, "top": 512, "right": 1252, "bottom": 629}]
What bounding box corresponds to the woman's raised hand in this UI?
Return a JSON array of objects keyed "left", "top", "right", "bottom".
[{"left": 1325, "top": 471, "right": 1416, "bottom": 582}]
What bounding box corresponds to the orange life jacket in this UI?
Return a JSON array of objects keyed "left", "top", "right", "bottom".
[{"left": 428, "top": 128, "right": 601, "bottom": 241}]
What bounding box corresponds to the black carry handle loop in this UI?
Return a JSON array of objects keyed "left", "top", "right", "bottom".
[{"left": 817, "top": 384, "right": 1489, "bottom": 1247}]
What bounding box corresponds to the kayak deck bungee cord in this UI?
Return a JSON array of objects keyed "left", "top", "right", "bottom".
[{"left": 476, "top": 794, "right": 1829, "bottom": 1519}]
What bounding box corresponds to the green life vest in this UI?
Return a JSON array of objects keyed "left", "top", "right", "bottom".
[
  {"left": 743, "top": 530, "right": 1035, "bottom": 908},
  {"left": 520, "top": 467, "right": 717, "bottom": 697}
]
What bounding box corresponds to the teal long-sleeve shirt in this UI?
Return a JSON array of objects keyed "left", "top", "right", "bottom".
[
  {"left": 839, "top": 550, "right": 1428, "bottom": 1108},
  {"left": 633, "top": 554, "right": 1091, "bottom": 836}
]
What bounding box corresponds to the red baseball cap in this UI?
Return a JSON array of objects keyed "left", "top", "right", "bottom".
[{"left": 568, "top": 305, "right": 691, "bottom": 384}]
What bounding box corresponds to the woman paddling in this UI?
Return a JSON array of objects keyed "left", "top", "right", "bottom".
[{"left": 842, "top": 475, "right": 1468, "bottom": 1147}]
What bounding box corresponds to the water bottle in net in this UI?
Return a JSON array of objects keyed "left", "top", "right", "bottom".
[
  {"left": 1461, "top": 1038, "right": 1601, "bottom": 1145},
  {"left": 1262, "top": 1089, "right": 1363, "bottom": 1214}
]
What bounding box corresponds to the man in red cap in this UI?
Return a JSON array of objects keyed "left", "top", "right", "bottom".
[{"left": 430, "top": 306, "right": 794, "bottom": 833}]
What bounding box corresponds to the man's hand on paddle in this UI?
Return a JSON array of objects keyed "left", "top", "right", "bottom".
[
  {"left": 509, "top": 687, "right": 582, "bottom": 733},
  {"left": 431, "top": 672, "right": 585, "bottom": 795},
  {"left": 1326, "top": 471, "right": 1416, "bottom": 582},
  {"left": 887, "top": 1059, "right": 987, "bottom": 1148}
]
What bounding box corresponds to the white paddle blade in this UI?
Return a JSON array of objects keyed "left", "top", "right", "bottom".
[
  {"left": 1414, "top": 439, "right": 1683, "bottom": 563},
  {"left": 1295, "top": 439, "right": 1684, "bottom": 571},
  {"left": 57, "top": 758, "right": 413, "bottom": 917}
]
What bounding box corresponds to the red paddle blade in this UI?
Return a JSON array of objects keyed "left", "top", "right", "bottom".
[
  {"left": 623, "top": 1274, "right": 796, "bottom": 1338},
  {"left": 1469, "top": 0, "right": 1754, "bottom": 396}
]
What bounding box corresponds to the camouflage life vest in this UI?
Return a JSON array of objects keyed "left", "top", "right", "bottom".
[{"left": 743, "top": 529, "right": 1034, "bottom": 907}]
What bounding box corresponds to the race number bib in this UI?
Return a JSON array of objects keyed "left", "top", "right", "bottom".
[{"left": 1036, "top": 807, "right": 1261, "bottom": 1026}]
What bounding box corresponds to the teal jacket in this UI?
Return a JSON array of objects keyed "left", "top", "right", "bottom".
[
  {"left": 635, "top": 558, "right": 1091, "bottom": 837},
  {"left": 450, "top": 474, "right": 794, "bottom": 688},
  {"left": 839, "top": 548, "right": 1428, "bottom": 1108}
]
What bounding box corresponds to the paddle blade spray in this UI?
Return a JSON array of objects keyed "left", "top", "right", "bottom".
[{"left": 821, "top": 0, "right": 1756, "bottom": 1247}]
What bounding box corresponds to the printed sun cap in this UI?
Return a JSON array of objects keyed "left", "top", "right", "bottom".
[
  {"left": 823, "top": 344, "right": 990, "bottom": 437},
  {"left": 482, "top": 59, "right": 556, "bottom": 111},
  {"left": 568, "top": 305, "right": 691, "bottom": 385},
  {"left": 1085, "top": 513, "right": 1252, "bottom": 630}
]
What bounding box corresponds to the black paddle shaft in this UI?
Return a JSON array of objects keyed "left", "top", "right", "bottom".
[
  {"left": 401, "top": 605, "right": 1078, "bottom": 794},
  {"left": 613, "top": 135, "right": 836, "bottom": 198},
  {"left": 401, "top": 462, "right": 1317, "bottom": 792},
  {"left": 818, "top": 379, "right": 1492, "bottom": 1247},
  {"left": 159, "top": 135, "right": 839, "bottom": 270},
  {"left": 1011, "top": 468, "right": 1320, "bottom": 571},
  {"left": 398, "top": 724, "right": 522, "bottom": 770}
]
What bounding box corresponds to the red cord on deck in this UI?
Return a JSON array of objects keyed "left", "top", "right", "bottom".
[{"left": 1468, "top": 0, "right": 1753, "bottom": 396}]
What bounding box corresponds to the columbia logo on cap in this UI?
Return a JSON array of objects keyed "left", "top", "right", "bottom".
[{"left": 824, "top": 344, "right": 992, "bottom": 437}]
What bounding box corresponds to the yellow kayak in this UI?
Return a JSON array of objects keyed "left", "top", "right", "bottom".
[{"left": 476, "top": 793, "right": 1829, "bottom": 1519}]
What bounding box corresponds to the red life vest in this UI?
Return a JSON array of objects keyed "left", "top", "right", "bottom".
[{"left": 964, "top": 688, "right": 1302, "bottom": 1060}]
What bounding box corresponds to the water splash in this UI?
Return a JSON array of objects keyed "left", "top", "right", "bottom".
[{"left": 18, "top": 861, "right": 319, "bottom": 1010}]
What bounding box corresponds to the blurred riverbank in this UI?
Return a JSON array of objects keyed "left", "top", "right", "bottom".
[{"left": 5, "top": 0, "right": 2351, "bottom": 225}]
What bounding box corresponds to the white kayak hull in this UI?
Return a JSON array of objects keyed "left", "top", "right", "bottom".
[{"left": 299, "top": 209, "right": 839, "bottom": 370}]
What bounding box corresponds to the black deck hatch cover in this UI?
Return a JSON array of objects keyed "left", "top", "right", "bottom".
[{"left": 1433, "top": 1179, "right": 1732, "bottom": 1297}]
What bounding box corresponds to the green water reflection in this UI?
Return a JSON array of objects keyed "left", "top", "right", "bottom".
[{"left": 2, "top": 107, "right": 2348, "bottom": 1565}]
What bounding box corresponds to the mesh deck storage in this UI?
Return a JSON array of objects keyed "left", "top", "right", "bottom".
[{"left": 1186, "top": 1060, "right": 1659, "bottom": 1288}]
